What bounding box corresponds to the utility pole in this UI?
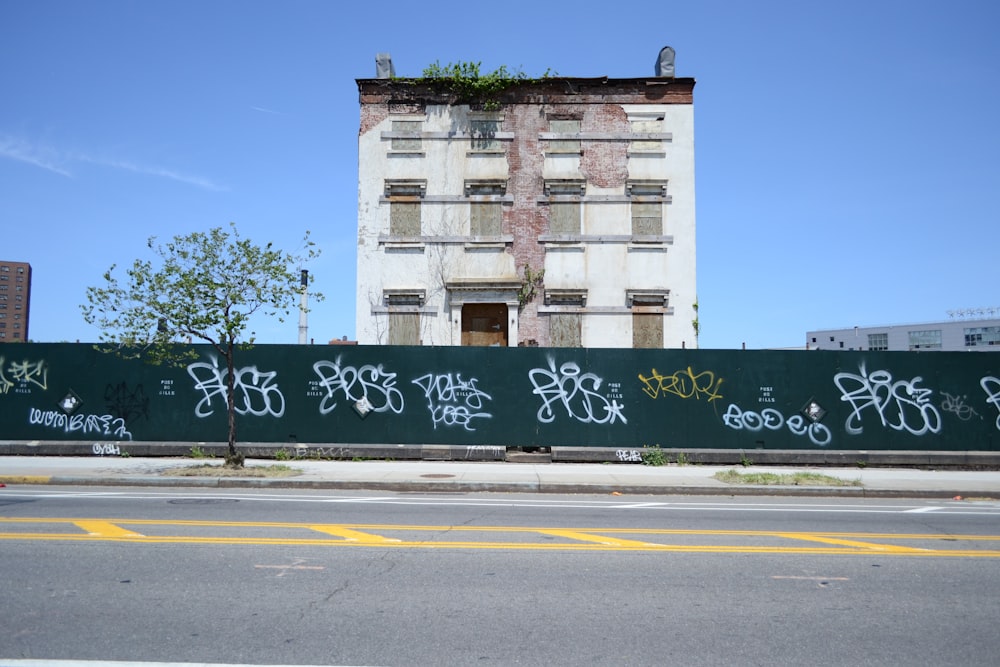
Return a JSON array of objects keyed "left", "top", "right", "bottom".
[{"left": 298, "top": 269, "right": 309, "bottom": 344}]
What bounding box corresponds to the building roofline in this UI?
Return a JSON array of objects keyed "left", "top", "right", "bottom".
[
  {"left": 357, "top": 76, "right": 696, "bottom": 86},
  {"left": 357, "top": 76, "right": 696, "bottom": 105},
  {"left": 807, "top": 318, "right": 1000, "bottom": 334}
]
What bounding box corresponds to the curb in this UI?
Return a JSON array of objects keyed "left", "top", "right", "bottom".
[
  {"left": 4, "top": 442, "right": 1000, "bottom": 469},
  {"left": 3, "top": 474, "right": 996, "bottom": 499}
]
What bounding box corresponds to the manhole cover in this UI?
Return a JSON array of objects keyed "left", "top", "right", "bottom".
[{"left": 420, "top": 473, "right": 456, "bottom": 479}]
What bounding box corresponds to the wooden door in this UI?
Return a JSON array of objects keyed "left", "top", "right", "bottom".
[{"left": 461, "top": 303, "right": 507, "bottom": 347}]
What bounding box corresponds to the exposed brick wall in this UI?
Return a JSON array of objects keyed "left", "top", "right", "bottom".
[
  {"left": 359, "top": 103, "right": 387, "bottom": 136},
  {"left": 506, "top": 104, "right": 547, "bottom": 346},
  {"left": 581, "top": 104, "right": 629, "bottom": 189}
]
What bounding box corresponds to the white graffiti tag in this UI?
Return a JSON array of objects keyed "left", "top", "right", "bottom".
[
  {"left": 312, "top": 358, "right": 404, "bottom": 415},
  {"left": 187, "top": 357, "right": 285, "bottom": 418},
  {"left": 722, "top": 403, "right": 832, "bottom": 446},
  {"left": 982, "top": 377, "right": 1000, "bottom": 431},
  {"left": 28, "top": 408, "right": 132, "bottom": 440},
  {"left": 833, "top": 363, "right": 941, "bottom": 436},
  {"left": 412, "top": 373, "right": 493, "bottom": 431},
  {"left": 528, "top": 359, "right": 627, "bottom": 425},
  {"left": 940, "top": 392, "right": 981, "bottom": 422}
]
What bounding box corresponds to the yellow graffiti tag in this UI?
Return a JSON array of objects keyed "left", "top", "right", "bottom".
[
  {"left": 7, "top": 358, "right": 48, "bottom": 390},
  {"left": 0, "top": 361, "right": 12, "bottom": 395},
  {"left": 638, "top": 366, "right": 724, "bottom": 402}
]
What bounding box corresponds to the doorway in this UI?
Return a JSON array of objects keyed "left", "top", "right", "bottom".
[{"left": 461, "top": 303, "right": 508, "bottom": 346}]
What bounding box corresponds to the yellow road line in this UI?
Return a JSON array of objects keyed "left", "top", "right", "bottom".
[
  {"left": 776, "top": 532, "right": 930, "bottom": 553},
  {"left": 73, "top": 520, "right": 144, "bottom": 538},
  {"left": 2, "top": 518, "right": 999, "bottom": 543},
  {"left": 0, "top": 532, "right": 998, "bottom": 556},
  {"left": 536, "top": 528, "right": 662, "bottom": 548},
  {"left": 308, "top": 525, "right": 402, "bottom": 544},
  {"left": 0, "top": 518, "right": 998, "bottom": 557}
]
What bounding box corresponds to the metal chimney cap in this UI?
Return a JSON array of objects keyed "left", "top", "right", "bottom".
[
  {"left": 376, "top": 53, "right": 395, "bottom": 78},
  {"left": 655, "top": 46, "right": 675, "bottom": 78}
]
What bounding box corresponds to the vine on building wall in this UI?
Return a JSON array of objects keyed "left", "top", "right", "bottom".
[
  {"left": 518, "top": 264, "right": 545, "bottom": 310},
  {"left": 416, "top": 61, "right": 556, "bottom": 110},
  {"left": 692, "top": 299, "right": 700, "bottom": 340}
]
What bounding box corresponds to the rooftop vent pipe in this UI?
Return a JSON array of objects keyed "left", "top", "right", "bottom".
[
  {"left": 376, "top": 53, "right": 395, "bottom": 78},
  {"left": 655, "top": 46, "right": 675, "bottom": 77}
]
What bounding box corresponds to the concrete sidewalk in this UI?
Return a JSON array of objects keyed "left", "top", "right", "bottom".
[{"left": 2, "top": 456, "right": 1000, "bottom": 498}]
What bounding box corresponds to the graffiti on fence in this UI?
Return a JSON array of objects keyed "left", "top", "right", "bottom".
[
  {"left": 528, "top": 358, "right": 627, "bottom": 425},
  {"left": 104, "top": 382, "right": 150, "bottom": 423},
  {"left": 721, "top": 403, "right": 833, "bottom": 447},
  {"left": 312, "top": 358, "right": 405, "bottom": 415},
  {"left": 940, "top": 392, "right": 981, "bottom": 422},
  {"left": 27, "top": 408, "right": 132, "bottom": 440},
  {"left": 412, "top": 372, "right": 493, "bottom": 431},
  {"left": 982, "top": 377, "right": 1000, "bottom": 431},
  {"left": 187, "top": 357, "right": 285, "bottom": 418},
  {"left": 638, "top": 366, "right": 724, "bottom": 402},
  {"left": 833, "top": 364, "right": 942, "bottom": 436},
  {"left": 0, "top": 356, "right": 48, "bottom": 395}
]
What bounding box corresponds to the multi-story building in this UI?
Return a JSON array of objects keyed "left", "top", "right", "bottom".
[
  {"left": 807, "top": 316, "right": 1000, "bottom": 352},
  {"left": 0, "top": 260, "right": 31, "bottom": 342},
  {"left": 355, "top": 49, "right": 697, "bottom": 348}
]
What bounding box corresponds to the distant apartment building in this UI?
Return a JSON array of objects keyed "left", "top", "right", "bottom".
[
  {"left": 355, "top": 48, "right": 697, "bottom": 348},
  {"left": 807, "top": 317, "right": 1000, "bottom": 352},
  {"left": 0, "top": 260, "right": 31, "bottom": 342}
]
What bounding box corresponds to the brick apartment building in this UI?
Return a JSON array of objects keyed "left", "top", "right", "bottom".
[
  {"left": 355, "top": 48, "right": 697, "bottom": 348},
  {"left": 0, "top": 260, "right": 31, "bottom": 342}
]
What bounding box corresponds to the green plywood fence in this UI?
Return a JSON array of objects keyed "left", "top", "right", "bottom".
[{"left": 0, "top": 343, "right": 998, "bottom": 451}]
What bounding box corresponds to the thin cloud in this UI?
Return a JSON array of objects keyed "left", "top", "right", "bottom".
[
  {"left": 0, "top": 133, "right": 227, "bottom": 191},
  {"left": 252, "top": 105, "right": 285, "bottom": 115},
  {"left": 0, "top": 134, "right": 73, "bottom": 177},
  {"left": 78, "top": 155, "right": 230, "bottom": 192}
]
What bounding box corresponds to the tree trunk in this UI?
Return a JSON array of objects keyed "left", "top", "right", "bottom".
[{"left": 224, "top": 339, "right": 244, "bottom": 467}]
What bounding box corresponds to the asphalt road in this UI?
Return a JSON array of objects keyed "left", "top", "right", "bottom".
[{"left": 2, "top": 487, "right": 1000, "bottom": 666}]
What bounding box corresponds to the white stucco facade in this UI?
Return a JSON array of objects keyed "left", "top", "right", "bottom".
[{"left": 356, "top": 73, "right": 697, "bottom": 348}]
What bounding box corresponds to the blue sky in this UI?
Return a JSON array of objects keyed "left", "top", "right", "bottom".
[{"left": 2, "top": 0, "right": 997, "bottom": 349}]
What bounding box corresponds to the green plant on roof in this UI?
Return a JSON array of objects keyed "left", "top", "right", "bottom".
[{"left": 416, "top": 61, "right": 556, "bottom": 110}]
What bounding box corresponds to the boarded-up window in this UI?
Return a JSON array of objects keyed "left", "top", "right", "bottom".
[
  {"left": 387, "top": 181, "right": 425, "bottom": 236},
  {"left": 551, "top": 313, "right": 582, "bottom": 348},
  {"left": 390, "top": 201, "right": 420, "bottom": 235},
  {"left": 632, "top": 202, "right": 661, "bottom": 235},
  {"left": 545, "top": 180, "right": 585, "bottom": 234},
  {"left": 632, "top": 313, "right": 663, "bottom": 348},
  {"left": 391, "top": 120, "right": 421, "bottom": 151},
  {"left": 470, "top": 202, "right": 500, "bottom": 235},
  {"left": 629, "top": 182, "right": 666, "bottom": 235},
  {"left": 471, "top": 119, "right": 501, "bottom": 151},
  {"left": 467, "top": 181, "right": 505, "bottom": 236},
  {"left": 630, "top": 118, "right": 662, "bottom": 152},
  {"left": 549, "top": 203, "right": 580, "bottom": 234},
  {"left": 388, "top": 313, "right": 419, "bottom": 345},
  {"left": 549, "top": 119, "right": 581, "bottom": 153}
]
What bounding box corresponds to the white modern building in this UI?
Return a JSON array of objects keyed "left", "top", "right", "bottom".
[
  {"left": 807, "top": 317, "right": 1000, "bottom": 352},
  {"left": 355, "top": 49, "right": 697, "bottom": 348}
]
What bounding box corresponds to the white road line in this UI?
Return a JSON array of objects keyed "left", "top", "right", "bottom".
[
  {"left": 3, "top": 490, "right": 1000, "bottom": 516},
  {"left": 0, "top": 661, "right": 339, "bottom": 667}
]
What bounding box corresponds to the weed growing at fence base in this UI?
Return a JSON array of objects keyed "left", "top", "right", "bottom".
[
  {"left": 168, "top": 463, "right": 301, "bottom": 478},
  {"left": 714, "top": 469, "right": 861, "bottom": 487},
  {"left": 641, "top": 445, "right": 667, "bottom": 466}
]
